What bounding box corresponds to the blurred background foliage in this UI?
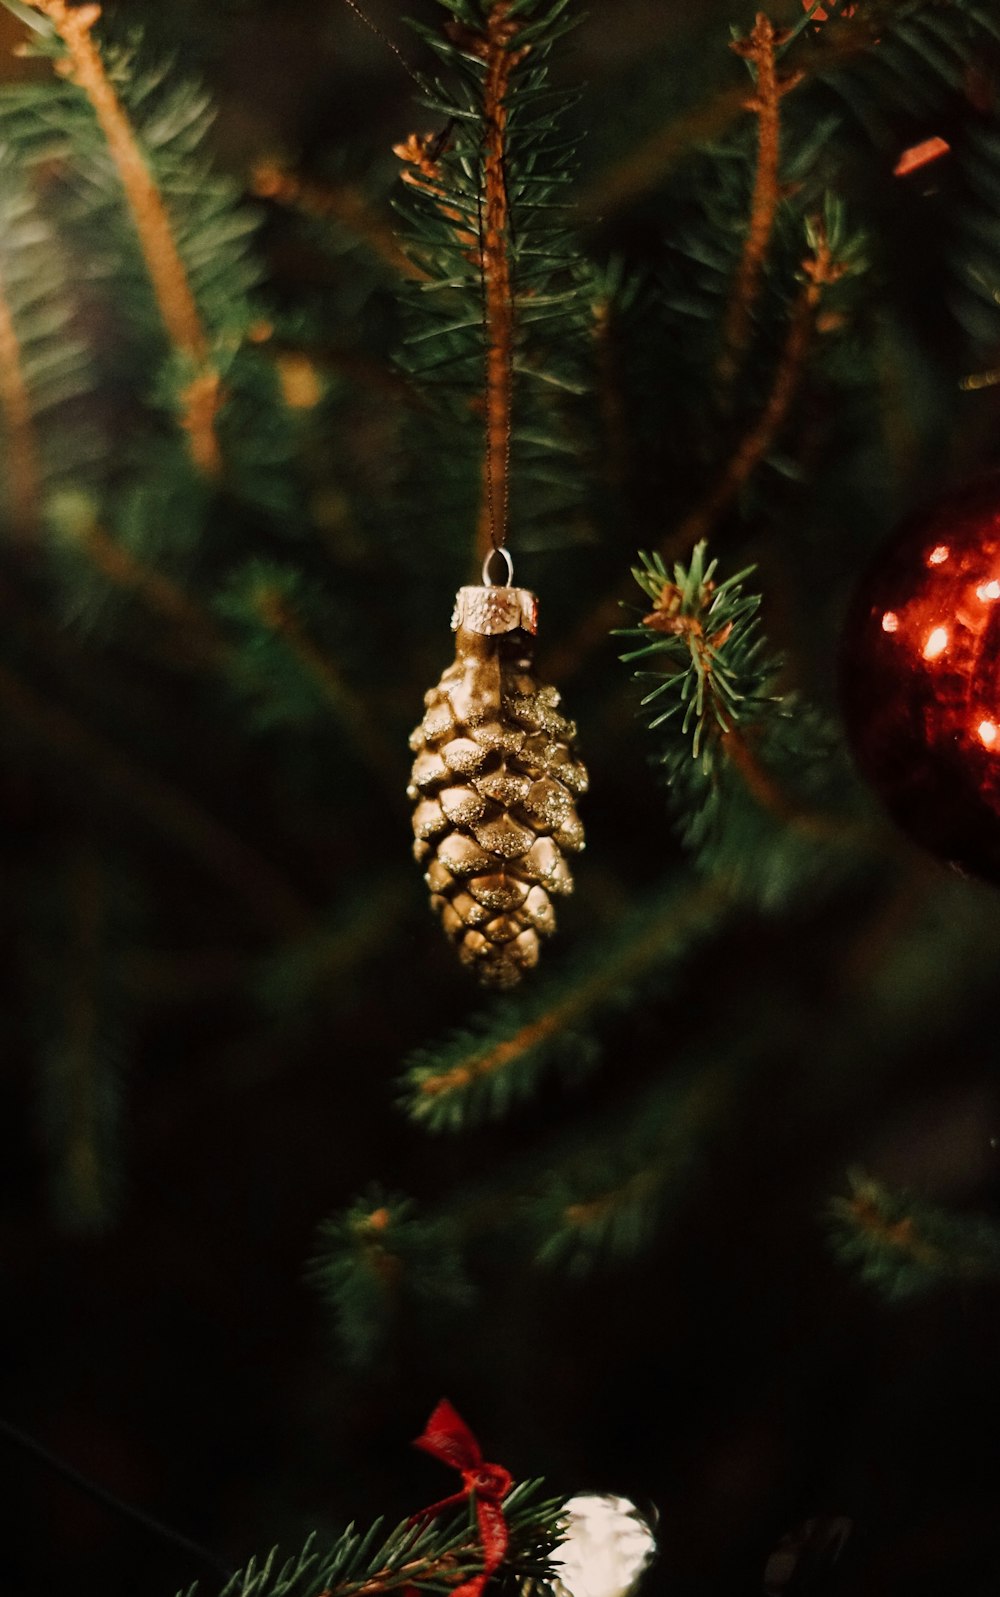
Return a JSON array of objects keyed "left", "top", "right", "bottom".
[{"left": 2, "top": 2, "right": 1000, "bottom": 1596}]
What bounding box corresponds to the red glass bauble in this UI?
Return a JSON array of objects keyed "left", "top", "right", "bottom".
[{"left": 842, "top": 477, "right": 1000, "bottom": 882}]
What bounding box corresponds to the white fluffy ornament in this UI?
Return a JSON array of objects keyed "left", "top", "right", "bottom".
[{"left": 551, "top": 1494, "right": 656, "bottom": 1597}]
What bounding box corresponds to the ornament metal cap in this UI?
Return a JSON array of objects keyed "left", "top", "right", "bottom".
[
  {"left": 451, "top": 584, "right": 538, "bottom": 636},
  {"left": 451, "top": 547, "right": 538, "bottom": 636}
]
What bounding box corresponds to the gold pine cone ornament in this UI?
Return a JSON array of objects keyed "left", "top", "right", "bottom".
[{"left": 409, "top": 576, "right": 587, "bottom": 988}]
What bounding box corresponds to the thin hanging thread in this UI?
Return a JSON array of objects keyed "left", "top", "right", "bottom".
[
  {"left": 339, "top": 0, "right": 426, "bottom": 91},
  {"left": 365, "top": 0, "right": 519, "bottom": 571},
  {"left": 0, "top": 1416, "right": 233, "bottom": 1581},
  {"left": 483, "top": 161, "right": 515, "bottom": 565},
  {"left": 476, "top": 178, "right": 509, "bottom": 568},
  {"left": 473, "top": 4, "right": 525, "bottom": 568}
]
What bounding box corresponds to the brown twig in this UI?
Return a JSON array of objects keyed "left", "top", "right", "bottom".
[
  {"left": 561, "top": 1064, "right": 734, "bottom": 1239},
  {"left": 638, "top": 577, "right": 861, "bottom": 842},
  {"left": 416, "top": 881, "right": 725, "bottom": 1102},
  {"left": 61, "top": 519, "right": 400, "bottom": 793},
  {"left": 66, "top": 515, "right": 224, "bottom": 663},
  {"left": 545, "top": 223, "right": 844, "bottom": 683},
  {"left": 0, "top": 659, "right": 309, "bottom": 933},
  {"left": 681, "top": 221, "right": 845, "bottom": 551},
  {"left": 251, "top": 159, "right": 429, "bottom": 282},
  {"left": 563, "top": 1165, "right": 664, "bottom": 1233},
  {"left": 25, "top": 1, "right": 221, "bottom": 475},
  {"left": 845, "top": 1186, "right": 941, "bottom": 1271},
  {"left": 251, "top": 581, "right": 400, "bottom": 787},
  {"left": 393, "top": 130, "right": 479, "bottom": 254},
  {"left": 718, "top": 15, "right": 802, "bottom": 388},
  {"left": 579, "top": 11, "right": 877, "bottom": 221},
  {"left": 317, "top": 1545, "right": 480, "bottom": 1597},
  {"left": 675, "top": 278, "right": 815, "bottom": 551},
  {"left": 721, "top": 722, "right": 865, "bottom": 843},
  {"left": 584, "top": 81, "right": 751, "bottom": 221}
]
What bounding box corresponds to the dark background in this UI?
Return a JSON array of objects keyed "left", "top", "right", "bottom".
[{"left": 2, "top": 4, "right": 1000, "bottom": 1596}]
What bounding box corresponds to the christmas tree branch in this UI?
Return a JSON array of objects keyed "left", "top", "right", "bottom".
[
  {"left": 533, "top": 1055, "right": 742, "bottom": 1272},
  {"left": 21, "top": 0, "right": 222, "bottom": 475},
  {"left": 62, "top": 513, "right": 224, "bottom": 664},
  {"left": 842, "top": 1177, "right": 942, "bottom": 1271},
  {"left": 525, "top": 894, "right": 1000, "bottom": 1275},
  {"left": 311, "top": 1193, "right": 472, "bottom": 1367},
  {"left": 547, "top": 215, "right": 845, "bottom": 683},
  {"left": 249, "top": 579, "right": 399, "bottom": 787},
  {"left": 0, "top": 660, "right": 310, "bottom": 933},
  {"left": 580, "top": 0, "right": 997, "bottom": 225},
  {"left": 0, "top": 245, "right": 39, "bottom": 536},
  {"left": 625, "top": 542, "right": 852, "bottom": 844},
  {"left": 721, "top": 722, "right": 849, "bottom": 842},
  {"left": 680, "top": 221, "right": 843, "bottom": 551},
  {"left": 251, "top": 159, "right": 428, "bottom": 282},
  {"left": 400, "top": 878, "right": 728, "bottom": 1131},
  {"left": 688, "top": 280, "right": 813, "bottom": 533},
  {"left": 576, "top": 0, "right": 900, "bottom": 220},
  {"left": 51, "top": 523, "right": 401, "bottom": 794},
  {"left": 397, "top": 5, "right": 529, "bottom": 562},
  {"left": 559, "top": 1165, "right": 664, "bottom": 1246},
  {"left": 394, "top": 0, "right": 581, "bottom": 560},
  {"left": 581, "top": 79, "right": 750, "bottom": 221},
  {"left": 393, "top": 130, "right": 480, "bottom": 256},
  {"left": 51, "top": 525, "right": 400, "bottom": 791},
  {"left": 831, "top": 1171, "right": 1000, "bottom": 1300},
  {"left": 717, "top": 13, "right": 802, "bottom": 388},
  {"left": 194, "top": 1478, "right": 562, "bottom": 1597},
  {"left": 621, "top": 542, "right": 865, "bottom": 898}
]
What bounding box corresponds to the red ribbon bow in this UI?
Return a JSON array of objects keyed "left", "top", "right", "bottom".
[{"left": 412, "top": 1399, "right": 513, "bottom": 1597}]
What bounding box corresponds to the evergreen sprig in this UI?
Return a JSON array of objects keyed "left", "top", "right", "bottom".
[
  {"left": 178, "top": 1481, "right": 564, "bottom": 1597},
  {"left": 0, "top": 158, "right": 98, "bottom": 530},
  {"left": 830, "top": 1170, "right": 1000, "bottom": 1302},
  {"left": 620, "top": 543, "right": 862, "bottom": 905},
  {"left": 0, "top": 5, "right": 300, "bottom": 531},
  {"left": 399, "top": 877, "right": 728, "bottom": 1133},
  {"left": 620, "top": 542, "right": 772, "bottom": 763},
  {"left": 530, "top": 1029, "right": 770, "bottom": 1276},
  {"left": 0, "top": 20, "right": 261, "bottom": 336},
  {"left": 0, "top": 119, "right": 130, "bottom": 543},
  {"left": 309, "top": 1191, "right": 473, "bottom": 1367}
]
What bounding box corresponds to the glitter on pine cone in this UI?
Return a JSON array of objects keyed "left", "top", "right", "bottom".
[
  {"left": 409, "top": 582, "right": 587, "bottom": 987},
  {"left": 841, "top": 477, "right": 1000, "bottom": 883}
]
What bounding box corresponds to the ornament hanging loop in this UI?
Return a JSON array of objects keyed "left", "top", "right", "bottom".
[{"left": 482, "top": 547, "right": 513, "bottom": 588}]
